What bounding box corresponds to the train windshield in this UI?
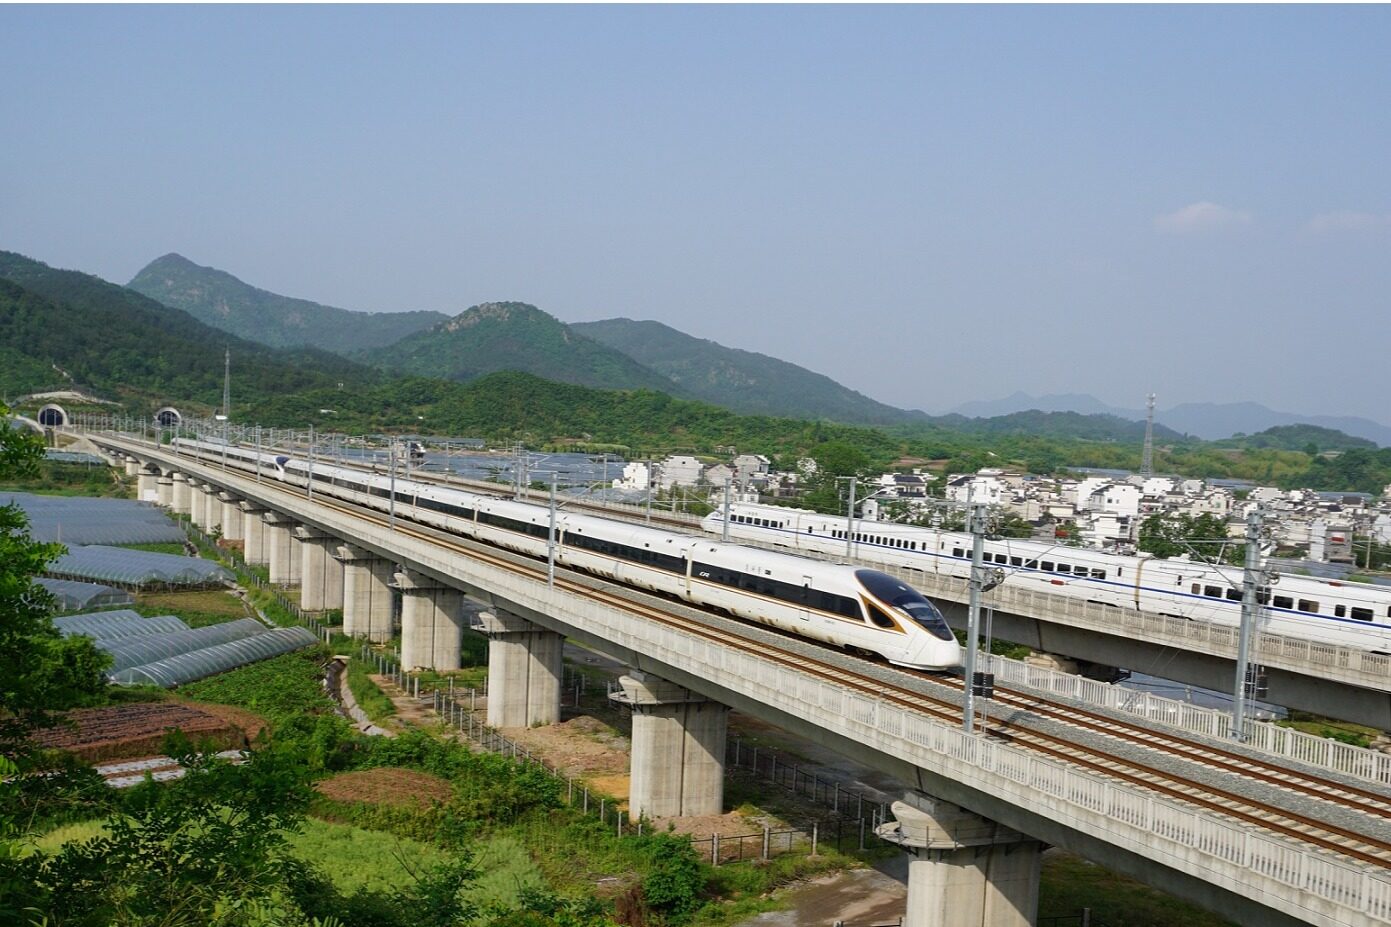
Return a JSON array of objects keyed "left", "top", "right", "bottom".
[{"left": 855, "top": 570, "right": 954, "bottom": 641}]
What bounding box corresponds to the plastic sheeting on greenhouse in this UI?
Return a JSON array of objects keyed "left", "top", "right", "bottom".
[
  {"left": 102, "top": 619, "right": 269, "bottom": 674},
  {"left": 45, "top": 545, "right": 231, "bottom": 587},
  {"left": 2, "top": 492, "right": 186, "bottom": 546},
  {"left": 54, "top": 610, "right": 189, "bottom": 642},
  {"left": 43, "top": 450, "right": 107, "bottom": 465},
  {"left": 110, "top": 626, "right": 319, "bottom": 687},
  {"left": 34, "top": 578, "right": 135, "bottom": 611}
]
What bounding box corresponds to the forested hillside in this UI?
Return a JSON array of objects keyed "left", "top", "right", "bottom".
[
  {"left": 128, "top": 253, "right": 448, "bottom": 354},
  {"left": 572, "top": 317, "right": 923, "bottom": 425},
  {"left": 0, "top": 252, "right": 375, "bottom": 410},
  {"left": 367, "top": 302, "right": 677, "bottom": 392}
]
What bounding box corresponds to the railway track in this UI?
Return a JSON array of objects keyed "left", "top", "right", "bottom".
[{"left": 137, "top": 442, "right": 1391, "bottom": 870}]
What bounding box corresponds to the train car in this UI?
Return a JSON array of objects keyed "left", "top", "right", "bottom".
[
  {"left": 701, "top": 502, "right": 1391, "bottom": 653},
  {"left": 175, "top": 439, "right": 961, "bottom": 670}
]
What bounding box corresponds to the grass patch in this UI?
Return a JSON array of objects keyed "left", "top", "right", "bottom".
[
  {"left": 180, "top": 649, "right": 336, "bottom": 729},
  {"left": 22, "top": 818, "right": 112, "bottom": 857},
  {"left": 464, "top": 834, "right": 545, "bottom": 908},
  {"left": 347, "top": 658, "right": 397, "bottom": 722},
  {"left": 136, "top": 588, "right": 250, "bottom": 628},
  {"left": 1039, "top": 852, "right": 1236, "bottom": 926},
  {"left": 0, "top": 461, "right": 130, "bottom": 498},
  {"left": 119, "top": 541, "right": 190, "bottom": 556},
  {"left": 287, "top": 817, "right": 448, "bottom": 895},
  {"left": 1276, "top": 713, "right": 1378, "bottom": 749}
]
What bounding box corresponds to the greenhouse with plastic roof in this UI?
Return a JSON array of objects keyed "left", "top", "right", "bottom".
[
  {"left": 101, "top": 619, "right": 272, "bottom": 674},
  {"left": 108, "top": 627, "right": 320, "bottom": 687},
  {"left": 54, "top": 610, "right": 190, "bottom": 642},
  {"left": 2, "top": 492, "right": 186, "bottom": 546},
  {"left": 45, "top": 545, "right": 232, "bottom": 589},
  {"left": 34, "top": 578, "right": 135, "bottom": 611}
]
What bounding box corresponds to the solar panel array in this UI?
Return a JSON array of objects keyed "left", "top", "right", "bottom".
[
  {"left": 46, "top": 545, "right": 232, "bottom": 587},
  {"left": 2, "top": 492, "right": 186, "bottom": 546},
  {"left": 33, "top": 578, "right": 135, "bottom": 611}
]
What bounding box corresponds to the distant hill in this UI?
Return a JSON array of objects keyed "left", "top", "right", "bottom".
[
  {"left": 1210, "top": 424, "right": 1376, "bottom": 452},
  {"left": 572, "top": 318, "right": 925, "bottom": 426},
  {"left": 949, "top": 392, "right": 1391, "bottom": 446},
  {"left": 368, "top": 302, "right": 678, "bottom": 392},
  {"left": 127, "top": 253, "right": 448, "bottom": 355},
  {"left": 932, "top": 409, "right": 1184, "bottom": 443},
  {"left": 0, "top": 251, "right": 373, "bottom": 408}
]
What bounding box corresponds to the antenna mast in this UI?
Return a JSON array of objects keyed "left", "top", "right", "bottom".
[{"left": 1140, "top": 392, "right": 1155, "bottom": 478}]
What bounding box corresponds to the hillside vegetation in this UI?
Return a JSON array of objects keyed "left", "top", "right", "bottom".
[
  {"left": 366, "top": 302, "right": 678, "bottom": 391},
  {"left": 128, "top": 253, "right": 447, "bottom": 354},
  {"left": 0, "top": 251, "right": 375, "bottom": 411},
  {"left": 573, "top": 317, "right": 923, "bottom": 425}
]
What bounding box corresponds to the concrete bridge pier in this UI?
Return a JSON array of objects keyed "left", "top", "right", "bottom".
[
  {"left": 877, "top": 798, "right": 1042, "bottom": 927},
  {"left": 123, "top": 458, "right": 141, "bottom": 477},
  {"left": 296, "top": 527, "right": 343, "bottom": 613},
  {"left": 480, "top": 609, "right": 563, "bottom": 728},
  {"left": 612, "top": 671, "right": 728, "bottom": 819},
  {"left": 203, "top": 485, "right": 222, "bottom": 533},
  {"left": 241, "top": 504, "right": 269, "bottom": 565},
  {"left": 188, "top": 480, "right": 207, "bottom": 528},
  {"left": 219, "top": 494, "right": 244, "bottom": 542},
  {"left": 396, "top": 570, "right": 464, "bottom": 670},
  {"left": 337, "top": 544, "right": 395, "bottom": 641},
  {"left": 264, "top": 512, "right": 301, "bottom": 586},
  {"left": 156, "top": 472, "right": 174, "bottom": 508},
  {"left": 137, "top": 468, "right": 159, "bottom": 502},
  {"left": 170, "top": 472, "right": 192, "bottom": 515}
]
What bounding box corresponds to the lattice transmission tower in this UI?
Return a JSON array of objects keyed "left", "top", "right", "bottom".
[{"left": 1140, "top": 392, "right": 1156, "bottom": 478}]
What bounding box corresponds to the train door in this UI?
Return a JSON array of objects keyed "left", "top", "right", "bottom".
[{"left": 800, "top": 576, "right": 814, "bottom": 626}]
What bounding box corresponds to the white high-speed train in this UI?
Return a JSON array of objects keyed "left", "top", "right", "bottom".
[
  {"left": 701, "top": 502, "right": 1391, "bottom": 653},
  {"left": 176, "top": 440, "right": 962, "bottom": 671}
]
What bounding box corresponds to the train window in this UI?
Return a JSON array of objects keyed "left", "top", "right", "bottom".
[
  {"left": 1091, "top": 569, "right": 1105, "bottom": 579},
  {"left": 1335, "top": 604, "right": 1346, "bottom": 617},
  {"left": 1043, "top": 561, "right": 1055, "bottom": 572},
  {"left": 1204, "top": 586, "right": 1222, "bottom": 598},
  {"left": 1056, "top": 563, "right": 1071, "bottom": 574},
  {"left": 1298, "top": 599, "right": 1319, "bottom": 613},
  {"left": 1352, "top": 607, "right": 1374, "bottom": 622},
  {"left": 953, "top": 548, "right": 964, "bottom": 558},
  {"left": 1010, "top": 556, "right": 1023, "bottom": 567},
  {"left": 1225, "top": 589, "right": 1242, "bottom": 601},
  {"left": 1025, "top": 559, "right": 1038, "bottom": 569},
  {"left": 807, "top": 527, "right": 814, "bottom": 534},
  {"left": 867, "top": 605, "right": 897, "bottom": 629},
  {"left": 1073, "top": 566, "right": 1088, "bottom": 577},
  {"left": 1273, "top": 595, "right": 1293, "bottom": 610},
  {"left": 1192, "top": 583, "right": 1201, "bottom": 595}
]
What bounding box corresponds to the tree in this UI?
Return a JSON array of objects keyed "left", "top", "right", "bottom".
[
  {"left": 0, "top": 408, "right": 109, "bottom": 761},
  {"left": 1137, "top": 512, "right": 1241, "bottom": 565}
]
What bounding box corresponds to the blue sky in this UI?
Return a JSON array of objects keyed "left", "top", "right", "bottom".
[{"left": 2, "top": 6, "right": 1388, "bottom": 419}]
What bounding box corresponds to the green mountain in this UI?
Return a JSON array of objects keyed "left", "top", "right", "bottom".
[
  {"left": 1210, "top": 424, "right": 1375, "bottom": 452},
  {"left": 930, "top": 410, "right": 1185, "bottom": 442},
  {"left": 127, "top": 253, "right": 448, "bottom": 355},
  {"left": 571, "top": 317, "right": 925, "bottom": 426},
  {"left": 368, "top": 302, "right": 678, "bottom": 392},
  {"left": 0, "top": 251, "right": 374, "bottom": 409}
]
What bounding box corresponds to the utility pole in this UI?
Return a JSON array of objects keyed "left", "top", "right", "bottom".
[
  {"left": 645, "top": 459, "right": 654, "bottom": 525},
  {"left": 962, "top": 503, "right": 991, "bottom": 733},
  {"left": 256, "top": 425, "right": 262, "bottom": 482},
  {"left": 389, "top": 439, "right": 397, "bottom": 530},
  {"left": 548, "top": 473, "right": 558, "bottom": 587},
  {"left": 722, "top": 481, "right": 732, "bottom": 542},
  {"left": 1231, "top": 507, "right": 1264, "bottom": 742},
  {"left": 844, "top": 475, "right": 857, "bottom": 557},
  {"left": 307, "top": 424, "right": 315, "bottom": 500}
]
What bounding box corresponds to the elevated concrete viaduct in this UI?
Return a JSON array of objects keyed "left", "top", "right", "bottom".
[{"left": 99, "top": 436, "right": 1391, "bottom": 927}]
